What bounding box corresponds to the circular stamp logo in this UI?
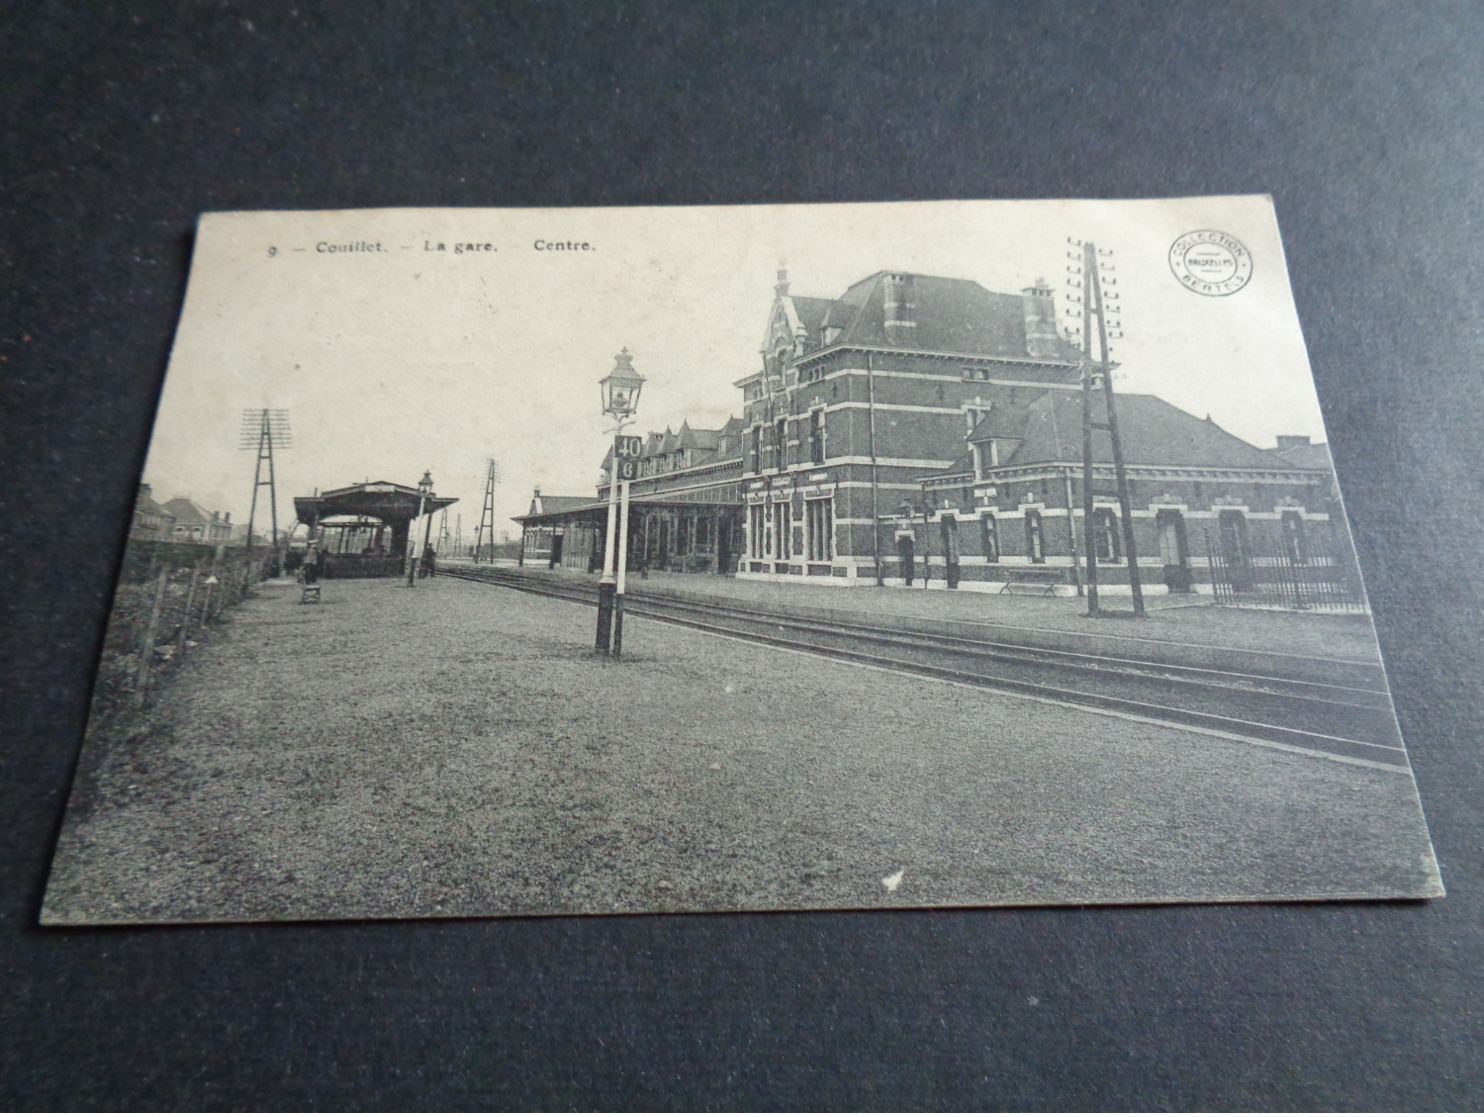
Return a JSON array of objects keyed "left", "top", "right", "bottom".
[{"left": 1168, "top": 230, "right": 1252, "bottom": 296}]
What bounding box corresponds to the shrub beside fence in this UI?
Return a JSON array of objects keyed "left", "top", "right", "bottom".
[{"left": 91, "top": 542, "right": 274, "bottom": 718}]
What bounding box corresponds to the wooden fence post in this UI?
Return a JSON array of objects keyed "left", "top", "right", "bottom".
[
  {"left": 135, "top": 563, "right": 170, "bottom": 707},
  {"left": 176, "top": 561, "right": 201, "bottom": 657}
]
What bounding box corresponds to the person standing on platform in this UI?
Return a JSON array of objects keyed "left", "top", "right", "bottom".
[
  {"left": 420, "top": 545, "right": 437, "bottom": 579},
  {"left": 302, "top": 542, "right": 321, "bottom": 585}
]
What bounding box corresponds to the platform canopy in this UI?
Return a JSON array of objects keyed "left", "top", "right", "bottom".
[{"left": 294, "top": 480, "right": 457, "bottom": 558}]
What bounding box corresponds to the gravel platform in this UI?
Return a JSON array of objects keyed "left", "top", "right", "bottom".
[{"left": 42, "top": 576, "right": 1440, "bottom": 925}]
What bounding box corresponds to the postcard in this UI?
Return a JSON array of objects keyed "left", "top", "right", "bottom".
[{"left": 42, "top": 198, "right": 1442, "bottom": 924}]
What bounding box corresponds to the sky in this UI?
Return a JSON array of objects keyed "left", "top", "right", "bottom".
[{"left": 142, "top": 197, "right": 1326, "bottom": 539}]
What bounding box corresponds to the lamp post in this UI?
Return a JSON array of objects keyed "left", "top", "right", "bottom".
[
  {"left": 596, "top": 348, "right": 644, "bottom": 656},
  {"left": 407, "top": 470, "right": 433, "bottom": 587}
]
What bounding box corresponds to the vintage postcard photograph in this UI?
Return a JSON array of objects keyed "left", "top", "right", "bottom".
[{"left": 43, "top": 198, "right": 1443, "bottom": 925}]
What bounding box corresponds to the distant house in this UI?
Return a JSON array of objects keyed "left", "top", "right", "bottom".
[
  {"left": 159, "top": 497, "right": 234, "bottom": 545},
  {"left": 130, "top": 483, "right": 176, "bottom": 541}
]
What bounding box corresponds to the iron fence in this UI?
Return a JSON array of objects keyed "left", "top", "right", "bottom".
[{"left": 1203, "top": 528, "right": 1367, "bottom": 613}]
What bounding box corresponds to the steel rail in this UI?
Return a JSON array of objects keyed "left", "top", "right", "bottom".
[{"left": 443, "top": 567, "right": 1405, "bottom": 766}]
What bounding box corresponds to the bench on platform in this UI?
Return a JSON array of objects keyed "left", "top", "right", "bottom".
[{"left": 999, "top": 568, "right": 1065, "bottom": 596}]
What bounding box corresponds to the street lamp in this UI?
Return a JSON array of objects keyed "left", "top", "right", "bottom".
[
  {"left": 596, "top": 348, "right": 645, "bottom": 656},
  {"left": 407, "top": 469, "right": 433, "bottom": 587}
]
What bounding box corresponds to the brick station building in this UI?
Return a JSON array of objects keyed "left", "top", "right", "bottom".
[{"left": 516, "top": 267, "right": 1341, "bottom": 596}]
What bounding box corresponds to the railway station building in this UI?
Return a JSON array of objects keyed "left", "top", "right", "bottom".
[{"left": 515, "top": 267, "right": 1339, "bottom": 596}]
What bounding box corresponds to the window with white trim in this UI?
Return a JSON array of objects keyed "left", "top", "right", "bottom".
[
  {"left": 805, "top": 497, "right": 834, "bottom": 562},
  {"left": 1281, "top": 510, "right": 1308, "bottom": 564},
  {"left": 748, "top": 504, "right": 765, "bottom": 559},
  {"left": 773, "top": 499, "right": 792, "bottom": 560},
  {"left": 981, "top": 513, "right": 999, "bottom": 562},
  {"left": 808, "top": 409, "right": 826, "bottom": 465},
  {"left": 1025, "top": 509, "right": 1045, "bottom": 563}
]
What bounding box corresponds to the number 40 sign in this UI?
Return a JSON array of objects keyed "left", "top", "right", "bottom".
[{"left": 614, "top": 435, "right": 642, "bottom": 481}]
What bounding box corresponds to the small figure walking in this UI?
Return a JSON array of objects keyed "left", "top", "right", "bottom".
[
  {"left": 300, "top": 542, "right": 323, "bottom": 604},
  {"left": 420, "top": 545, "right": 437, "bottom": 579}
]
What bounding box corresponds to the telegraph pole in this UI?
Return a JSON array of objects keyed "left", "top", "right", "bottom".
[
  {"left": 1068, "top": 240, "right": 1143, "bottom": 617},
  {"left": 473, "top": 458, "right": 498, "bottom": 562},
  {"left": 239, "top": 408, "right": 291, "bottom": 574},
  {"left": 1076, "top": 246, "right": 1100, "bottom": 616},
  {"left": 1089, "top": 245, "right": 1145, "bottom": 616}
]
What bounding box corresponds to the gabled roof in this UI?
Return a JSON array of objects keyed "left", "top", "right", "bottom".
[
  {"left": 135, "top": 488, "right": 172, "bottom": 518},
  {"left": 971, "top": 391, "right": 1306, "bottom": 470},
  {"left": 529, "top": 493, "right": 591, "bottom": 516},
  {"left": 160, "top": 497, "right": 213, "bottom": 525},
  {"left": 676, "top": 422, "right": 722, "bottom": 451},
  {"left": 789, "top": 295, "right": 834, "bottom": 347}
]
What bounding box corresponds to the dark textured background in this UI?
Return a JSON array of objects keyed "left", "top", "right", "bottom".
[{"left": 3, "top": 1, "right": 1482, "bottom": 1108}]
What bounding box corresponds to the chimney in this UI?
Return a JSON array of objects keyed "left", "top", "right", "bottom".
[
  {"left": 882, "top": 273, "right": 917, "bottom": 344},
  {"left": 1021, "top": 278, "right": 1059, "bottom": 358},
  {"left": 1275, "top": 435, "right": 1312, "bottom": 452},
  {"left": 775, "top": 265, "right": 790, "bottom": 298}
]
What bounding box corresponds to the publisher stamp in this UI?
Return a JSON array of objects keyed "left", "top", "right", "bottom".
[{"left": 1169, "top": 229, "right": 1252, "bottom": 296}]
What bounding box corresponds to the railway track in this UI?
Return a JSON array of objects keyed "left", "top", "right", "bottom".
[{"left": 442, "top": 565, "right": 1408, "bottom": 771}]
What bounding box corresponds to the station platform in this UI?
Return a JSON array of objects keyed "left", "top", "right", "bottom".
[{"left": 43, "top": 574, "right": 1435, "bottom": 926}]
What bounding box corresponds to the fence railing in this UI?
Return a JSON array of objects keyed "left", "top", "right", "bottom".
[
  {"left": 1203, "top": 529, "right": 1368, "bottom": 614},
  {"left": 91, "top": 543, "right": 274, "bottom": 718}
]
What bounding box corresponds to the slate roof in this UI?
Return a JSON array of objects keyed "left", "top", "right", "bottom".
[
  {"left": 160, "top": 497, "right": 214, "bottom": 525},
  {"left": 676, "top": 421, "right": 722, "bottom": 451},
  {"left": 135, "top": 487, "right": 172, "bottom": 519},
  {"left": 1273, "top": 441, "right": 1333, "bottom": 470},
  {"left": 789, "top": 295, "right": 835, "bottom": 347},
  {"left": 530, "top": 493, "right": 592, "bottom": 515},
  {"left": 967, "top": 391, "right": 1306, "bottom": 470},
  {"left": 805, "top": 272, "right": 1082, "bottom": 361}
]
